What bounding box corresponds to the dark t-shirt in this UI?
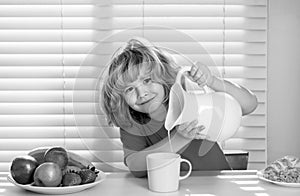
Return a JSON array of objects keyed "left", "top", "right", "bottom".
[{"left": 120, "top": 118, "right": 230, "bottom": 171}]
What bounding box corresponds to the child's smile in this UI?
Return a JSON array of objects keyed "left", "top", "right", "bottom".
[{"left": 136, "top": 96, "right": 155, "bottom": 105}]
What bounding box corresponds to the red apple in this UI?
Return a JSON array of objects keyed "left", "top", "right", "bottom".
[
  {"left": 33, "top": 162, "right": 62, "bottom": 187},
  {"left": 44, "top": 146, "right": 68, "bottom": 169},
  {"left": 10, "top": 155, "right": 38, "bottom": 185}
]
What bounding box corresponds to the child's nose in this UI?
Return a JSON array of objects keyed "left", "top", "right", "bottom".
[{"left": 136, "top": 84, "right": 148, "bottom": 98}]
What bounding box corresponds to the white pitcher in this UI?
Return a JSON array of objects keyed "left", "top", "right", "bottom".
[{"left": 165, "top": 66, "right": 242, "bottom": 142}]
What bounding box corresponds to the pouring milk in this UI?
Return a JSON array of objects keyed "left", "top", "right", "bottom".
[{"left": 165, "top": 66, "right": 242, "bottom": 152}]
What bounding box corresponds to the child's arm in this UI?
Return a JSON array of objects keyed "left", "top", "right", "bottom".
[
  {"left": 209, "top": 77, "right": 258, "bottom": 115},
  {"left": 188, "top": 63, "right": 258, "bottom": 115}
]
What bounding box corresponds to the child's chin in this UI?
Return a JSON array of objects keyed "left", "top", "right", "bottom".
[{"left": 147, "top": 103, "right": 166, "bottom": 115}]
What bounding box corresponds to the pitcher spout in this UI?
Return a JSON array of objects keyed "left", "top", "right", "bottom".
[{"left": 165, "top": 83, "right": 185, "bottom": 131}]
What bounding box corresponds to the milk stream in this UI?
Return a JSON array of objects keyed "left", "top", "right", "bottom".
[{"left": 167, "top": 131, "right": 174, "bottom": 153}]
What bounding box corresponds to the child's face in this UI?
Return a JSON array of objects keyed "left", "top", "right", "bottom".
[{"left": 123, "top": 66, "right": 165, "bottom": 116}]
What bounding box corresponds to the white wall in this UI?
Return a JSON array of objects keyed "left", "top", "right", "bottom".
[{"left": 268, "top": 0, "right": 300, "bottom": 163}]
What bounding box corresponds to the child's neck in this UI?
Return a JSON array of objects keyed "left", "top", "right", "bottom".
[{"left": 149, "top": 105, "right": 167, "bottom": 122}]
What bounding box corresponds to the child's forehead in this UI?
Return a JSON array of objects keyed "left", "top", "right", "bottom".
[
  {"left": 123, "top": 63, "right": 152, "bottom": 83},
  {"left": 138, "top": 64, "right": 152, "bottom": 76}
]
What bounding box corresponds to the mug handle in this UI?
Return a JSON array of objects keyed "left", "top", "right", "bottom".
[{"left": 179, "top": 158, "right": 192, "bottom": 180}]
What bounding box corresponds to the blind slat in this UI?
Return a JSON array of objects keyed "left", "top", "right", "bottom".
[
  {"left": 0, "top": 138, "right": 123, "bottom": 150},
  {"left": 0, "top": 54, "right": 266, "bottom": 67},
  {"left": 0, "top": 66, "right": 103, "bottom": 78},
  {"left": 0, "top": 30, "right": 267, "bottom": 42},
  {"left": 0, "top": 126, "right": 267, "bottom": 139},
  {"left": 0, "top": 114, "right": 265, "bottom": 127},
  {"left": 0, "top": 42, "right": 266, "bottom": 54},
  {"left": 0, "top": 90, "right": 96, "bottom": 102},
  {"left": 145, "top": 5, "right": 267, "bottom": 17},
  {"left": 0, "top": 102, "right": 265, "bottom": 115},
  {"left": 0, "top": 0, "right": 267, "bottom": 6},
  {"left": 0, "top": 5, "right": 267, "bottom": 17},
  {"left": 0, "top": 103, "right": 99, "bottom": 114},
  {"left": 233, "top": 127, "right": 266, "bottom": 139},
  {"left": 0, "top": 66, "right": 266, "bottom": 79},
  {"left": 0, "top": 126, "right": 266, "bottom": 139},
  {"left": 0, "top": 150, "right": 124, "bottom": 163},
  {"left": 0, "top": 78, "right": 266, "bottom": 90},
  {"left": 1, "top": 149, "right": 265, "bottom": 164},
  {"left": 248, "top": 150, "right": 266, "bottom": 162},
  {"left": 0, "top": 18, "right": 267, "bottom": 30},
  {"left": 0, "top": 115, "right": 107, "bottom": 126},
  {"left": 168, "top": 54, "right": 267, "bottom": 67},
  {"left": 0, "top": 126, "right": 120, "bottom": 138},
  {"left": 224, "top": 138, "right": 266, "bottom": 150},
  {"left": 145, "top": 18, "right": 267, "bottom": 30},
  {"left": 1, "top": 138, "right": 268, "bottom": 152}
]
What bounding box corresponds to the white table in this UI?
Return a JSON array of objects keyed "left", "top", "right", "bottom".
[{"left": 1, "top": 170, "right": 299, "bottom": 196}]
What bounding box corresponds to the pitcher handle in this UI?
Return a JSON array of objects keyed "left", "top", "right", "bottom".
[{"left": 175, "top": 66, "right": 210, "bottom": 93}]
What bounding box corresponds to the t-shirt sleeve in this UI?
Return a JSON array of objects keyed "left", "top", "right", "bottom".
[{"left": 119, "top": 128, "right": 148, "bottom": 166}]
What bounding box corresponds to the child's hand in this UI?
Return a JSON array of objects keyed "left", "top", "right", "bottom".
[
  {"left": 175, "top": 120, "right": 206, "bottom": 140},
  {"left": 187, "top": 62, "right": 214, "bottom": 87}
]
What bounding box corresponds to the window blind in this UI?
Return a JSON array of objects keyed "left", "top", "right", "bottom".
[{"left": 0, "top": 0, "right": 267, "bottom": 172}]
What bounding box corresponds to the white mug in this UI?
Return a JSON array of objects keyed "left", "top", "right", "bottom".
[{"left": 146, "top": 152, "right": 192, "bottom": 193}]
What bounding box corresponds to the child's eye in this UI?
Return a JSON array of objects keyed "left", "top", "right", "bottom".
[
  {"left": 143, "top": 77, "right": 152, "bottom": 84},
  {"left": 124, "top": 87, "right": 134, "bottom": 94}
]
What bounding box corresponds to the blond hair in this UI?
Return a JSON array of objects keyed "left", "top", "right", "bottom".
[{"left": 101, "top": 37, "right": 179, "bottom": 128}]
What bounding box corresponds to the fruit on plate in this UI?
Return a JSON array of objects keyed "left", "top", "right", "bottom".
[
  {"left": 44, "top": 146, "right": 69, "bottom": 169},
  {"left": 79, "top": 169, "right": 97, "bottom": 184},
  {"left": 62, "top": 173, "right": 82, "bottom": 186},
  {"left": 28, "top": 146, "right": 95, "bottom": 170},
  {"left": 24, "top": 146, "right": 101, "bottom": 186},
  {"left": 61, "top": 166, "right": 99, "bottom": 185},
  {"left": 67, "top": 151, "right": 95, "bottom": 170},
  {"left": 62, "top": 166, "right": 82, "bottom": 176},
  {"left": 28, "top": 146, "right": 50, "bottom": 165},
  {"left": 10, "top": 155, "right": 38, "bottom": 185},
  {"left": 33, "top": 162, "right": 62, "bottom": 187}
]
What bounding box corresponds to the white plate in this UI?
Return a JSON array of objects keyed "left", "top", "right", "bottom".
[
  {"left": 7, "top": 171, "right": 106, "bottom": 195},
  {"left": 257, "top": 170, "right": 300, "bottom": 188}
]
